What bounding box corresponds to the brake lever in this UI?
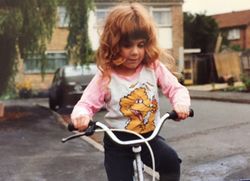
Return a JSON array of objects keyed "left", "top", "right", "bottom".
[{"left": 61, "top": 132, "right": 86, "bottom": 143}]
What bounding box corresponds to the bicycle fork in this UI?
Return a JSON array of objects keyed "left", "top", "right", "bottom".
[{"left": 133, "top": 145, "right": 144, "bottom": 181}]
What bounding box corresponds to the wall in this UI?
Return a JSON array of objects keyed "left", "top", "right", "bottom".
[
  {"left": 228, "top": 28, "right": 245, "bottom": 50},
  {"left": 246, "top": 25, "right": 250, "bottom": 49},
  {"left": 16, "top": 1, "right": 184, "bottom": 92},
  {"left": 46, "top": 28, "right": 69, "bottom": 51},
  {"left": 171, "top": 5, "right": 183, "bottom": 60},
  {"left": 21, "top": 74, "right": 54, "bottom": 91},
  {"left": 15, "top": 56, "right": 54, "bottom": 91},
  {"left": 214, "top": 52, "right": 241, "bottom": 81},
  {"left": 16, "top": 28, "right": 69, "bottom": 91}
]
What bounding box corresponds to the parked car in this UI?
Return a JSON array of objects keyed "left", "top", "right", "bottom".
[{"left": 49, "top": 64, "right": 97, "bottom": 110}]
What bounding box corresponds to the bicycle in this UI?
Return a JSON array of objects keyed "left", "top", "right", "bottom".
[{"left": 62, "top": 109, "right": 194, "bottom": 181}]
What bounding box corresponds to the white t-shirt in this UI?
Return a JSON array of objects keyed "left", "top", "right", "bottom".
[{"left": 71, "top": 61, "right": 190, "bottom": 134}]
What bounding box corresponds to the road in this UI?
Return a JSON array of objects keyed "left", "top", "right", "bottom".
[
  {"left": 91, "top": 94, "right": 250, "bottom": 180},
  {"left": 0, "top": 105, "right": 107, "bottom": 181},
  {"left": 2, "top": 96, "right": 250, "bottom": 180},
  {"left": 157, "top": 97, "right": 250, "bottom": 180}
]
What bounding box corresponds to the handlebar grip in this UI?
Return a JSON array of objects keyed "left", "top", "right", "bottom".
[
  {"left": 168, "top": 109, "right": 194, "bottom": 120},
  {"left": 68, "top": 122, "right": 77, "bottom": 132},
  {"left": 189, "top": 109, "right": 194, "bottom": 117},
  {"left": 67, "top": 121, "right": 96, "bottom": 136}
]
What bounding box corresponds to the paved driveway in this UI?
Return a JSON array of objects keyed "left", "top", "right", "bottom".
[{"left": 0, "top": 105, "right": 106, "bottom": 181}]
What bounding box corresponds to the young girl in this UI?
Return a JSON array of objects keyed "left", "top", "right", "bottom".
[{"left": 71, "top": 2, "right": 191, "bottom": 181}]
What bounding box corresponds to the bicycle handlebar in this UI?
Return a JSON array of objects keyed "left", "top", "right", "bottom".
[{"left": 62, "top": 109, "right": 194, "bottom": 144}]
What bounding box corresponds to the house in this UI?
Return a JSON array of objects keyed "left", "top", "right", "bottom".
[
  {"left": 17, "top": 0, "right": 184, "bottom": 92},
  {"left": 212, "top": 10, "right": 250, "bottom": 51},
  {"left": 212, "top": 10, "right": 250, "bottom": 81},
  {"left": 92, "top": 0, "right": 184, "bottom": 59},
  {"left": 16, "top": 7, "right": 69, "bottom": 92}
]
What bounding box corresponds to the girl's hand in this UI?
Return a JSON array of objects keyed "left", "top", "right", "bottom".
[
  {"left": 173, "top": 105, "right": 190, "bottom": 121},
  {"left": 71, "top": 115, "right": 91, "bottom": 132}
]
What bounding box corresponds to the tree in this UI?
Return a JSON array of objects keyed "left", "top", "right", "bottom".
[
  {"left": 184, "top": 12, "right": 219, "bottom": 53},
  {"left": 0, "top": 0, "right": 57, "bottom": 96},
  {"left": 63, "top": 0, "right": 94, "bottom": 65},
  {"left": 0, "top": 0, "right": 94, "bottom": 96}
]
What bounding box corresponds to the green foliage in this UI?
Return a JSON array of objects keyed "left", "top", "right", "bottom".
[
  {"left": 63, "top": 0, "right": 94, "bottom": 65},
  {"left": 17, "top": 0, "right": 57, "bottom": 57},
  {"left": 184, "top": 12, "right": 219, "bottom": 53},
  {"left": 0, "top": 0, "right": 94, "bottom": 96},
  {"left": 241, "top": 74, "right": 250, "bottom": 91},
  {"left": 0, "top": 0, "right": 57, "bottom": 96},
  {"left": 230, "top": 45, "right": 242, "bottom": 52},
  {"left": 223, "top": 85, "right": 246, "bottom": 92},
  {"left": 0, "top": 35, "right": 18, "bottom": 96},
  {"left": 0, "top": 9, "right": 22, "bottom": 36},
  {"left": 220, "top": 31, "right": 243, "bottom": 52}
]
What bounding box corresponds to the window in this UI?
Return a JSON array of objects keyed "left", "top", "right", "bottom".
[
  {"left": 152, "top": 9, "right": 172, "bottom": 27},
  {"left": 95, "top": 9, "right": 108, "bottom": 26},
  {"left": 24, "top": 52, "right": 68, "bottom": 73},
  {"left": 57, "top": 6, "right": 69, "bottom": 28},
  {"left": 227, "top": 28, "right": 240, "bottom": 40},
  {"left": 89, "top": 9, "right": 108, "bottom": 50},
  {"left": 151, "top": 8, "right": 172, "bottom": 49}
]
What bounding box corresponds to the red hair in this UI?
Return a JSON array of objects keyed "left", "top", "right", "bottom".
[{"left": 96, "top": 2, "right": 162, "bottom": 82}]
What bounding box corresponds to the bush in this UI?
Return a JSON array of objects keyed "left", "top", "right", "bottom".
[
  {"left": 241, "top": 74, "right": 250, "bottom": 91},
  {"left": 16, "top": 80, "right": 32, "bottom": 98}
]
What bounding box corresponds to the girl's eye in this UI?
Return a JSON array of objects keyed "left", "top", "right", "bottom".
[{"left": 138, "top": 42, "right": 145, "bottom": 48}]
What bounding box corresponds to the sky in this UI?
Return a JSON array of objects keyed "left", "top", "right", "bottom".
[{"left": 183, "top": 0, "right": 250, "bottom": 15}]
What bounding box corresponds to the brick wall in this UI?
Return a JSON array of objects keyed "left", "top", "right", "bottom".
[
  {"left": 16, "top": 1, "right": 184, "bottom": 92},
  {"left": 15, "top": 58, "right": 54, "bottom": 91},
  {"left": 171, "top": 5, "right": 183, "bottom": 60},
  {"left": 227, "top": 26, "right": 250, "bottom": 50},
  {"left": 229, "top": 28, "right": 246, "bottom": 49},
  {"left": 16, "top": 28, "right": 68, "bottom": 91},
  {"left": 47, "top": 28, "right": 69, "bottom": 50},
  {"left": 212, "top": 10, "right": 250, "bottom": 51},
  {"left": 246, "top": 26, "right": 250, "bottom": 49},
  {"left": 22, "top": 74, "right": 54, "bottom": 91}
]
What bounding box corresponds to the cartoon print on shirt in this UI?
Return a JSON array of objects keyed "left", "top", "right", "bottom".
[{"left": 119, "top": 83, "right": 158, "bottom": 133}]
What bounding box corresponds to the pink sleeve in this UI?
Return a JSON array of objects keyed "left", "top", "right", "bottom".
[
  {"left": 71, "top": 72, "right": 106, "bottom": 118},
  {"left": 155, "top": 61, "right": 191, "bottom": 107}
]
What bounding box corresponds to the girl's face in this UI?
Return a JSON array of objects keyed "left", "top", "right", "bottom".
[{"left": 119, "top": 39, "right": 146, "bottom": 71}]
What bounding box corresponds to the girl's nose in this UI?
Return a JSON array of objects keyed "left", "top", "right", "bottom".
[{"left": 131, "top": 46, "right": 139, "bottom": 55}]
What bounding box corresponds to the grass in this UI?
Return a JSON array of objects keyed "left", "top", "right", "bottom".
[{"left": 222, "top": 85, "right": 250, "bottom": 93}]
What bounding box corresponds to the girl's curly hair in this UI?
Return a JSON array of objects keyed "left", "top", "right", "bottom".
[{"left": 95, "top": 3, "right": 163, "bottom": 80}]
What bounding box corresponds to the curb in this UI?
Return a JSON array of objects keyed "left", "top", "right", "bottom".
[
  {"left": 45, "top": 106, "right": 105, "bottom": 152},
  {"left": 189, "top": 90, "right": 250, "bottom": 104}
]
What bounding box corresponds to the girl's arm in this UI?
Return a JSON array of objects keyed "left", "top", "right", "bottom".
[
  {"left": 155, "top": 61, "right": 191, "bottom": 118},
  {"left": 71, "top": 72, "right": 106, "bottom": 121}
]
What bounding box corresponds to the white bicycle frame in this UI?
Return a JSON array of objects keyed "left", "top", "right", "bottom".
[
  {"left": 62, "top": 110, "right": 193, "bottom": 181},
  {"left": 133, "top": 145, "right": 144, "bottom": 181}
]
